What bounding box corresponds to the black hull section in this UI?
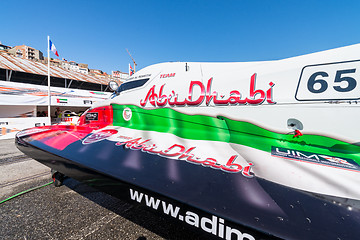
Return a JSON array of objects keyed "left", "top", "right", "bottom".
[{"left": 15, "top": 135, "right": 360, "bottom": 240}]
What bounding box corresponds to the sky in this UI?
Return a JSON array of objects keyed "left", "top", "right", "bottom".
[{"left": 2, "top": 0, "right": 360, "bottom": 75}]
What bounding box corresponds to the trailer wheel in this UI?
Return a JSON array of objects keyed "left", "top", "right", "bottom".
[{"left": 52, "top": 171, "right": 65, "bottom": 187}]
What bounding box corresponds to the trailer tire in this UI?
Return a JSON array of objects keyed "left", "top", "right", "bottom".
[{"left": 52, "top": 171, "right": 65, "bottom": 187}]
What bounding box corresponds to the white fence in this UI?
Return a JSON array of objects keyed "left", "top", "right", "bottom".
[{"left": 0, "top": 117, "right": 49, "bottom": 140}]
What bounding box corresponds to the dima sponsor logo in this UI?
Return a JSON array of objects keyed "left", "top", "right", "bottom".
[{"left": 129, "top": 188, "right": 255, "bottom": 240}]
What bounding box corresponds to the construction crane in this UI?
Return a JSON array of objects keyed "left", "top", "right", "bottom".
[{"left": 126, "top": 48, "right": 137, "bottom": 72}]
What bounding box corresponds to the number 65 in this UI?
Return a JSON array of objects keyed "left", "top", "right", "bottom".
[{"left": 307, "top": 69, "right": 357, "bottom": 93}]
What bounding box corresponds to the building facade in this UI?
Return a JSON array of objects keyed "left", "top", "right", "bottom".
[
  {"left": 8, "top": 45, "right": 44, "bottom": 61},
  {"left": 112, "top": 70, "right": 129, "bottom": 81},
  {"left": 0, "top": 43, "right": 11, "bottom": 51},
  {"left": 78, "top": 63, "right": 89, "bottom": 74},
  {"left": 62, "top": 60, "right": 71, "bottom": 70}
]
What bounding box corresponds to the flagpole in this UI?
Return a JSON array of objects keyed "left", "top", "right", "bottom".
[{"left": 47, "top": 35, "right": 51, "bottom": 125}]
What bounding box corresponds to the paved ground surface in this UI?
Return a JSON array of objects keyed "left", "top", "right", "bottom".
[{"left": 0, "top": 138, "right": 217, "bottom": 240}]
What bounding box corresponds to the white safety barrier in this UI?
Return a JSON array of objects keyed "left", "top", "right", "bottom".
[{"left": 0, "top": 117, "right": 49, "bottom": 140}]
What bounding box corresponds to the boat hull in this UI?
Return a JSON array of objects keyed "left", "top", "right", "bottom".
[{"left": 15, "top": 127, "right": 360, "bottom": 240}]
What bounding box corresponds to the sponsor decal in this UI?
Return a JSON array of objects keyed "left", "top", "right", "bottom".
[
  {"left": 129, "top": 188, "right": 256, "bottom": 240},
  {"left": 85, "top": 112, "right": 98, "bottom": 121},
  {"left": 61, "top": 117, "right": 73, "bottom": 122},
  {"left": 82, "top": 129, "right": 118, "bottom": 145},
  {"left": 83, "top": 99, "right": 93, "bottom": 104},
  {"left": 90, "top": 91, "right": 106, "bottom": 95},
  {"left": 57, "top": 98, "right": 68, "bottom": 104},
  {"left": 140, "top": 73, "right": 275, "bottom": 107},
  {"left": 160, "top": 73, "right": 176, "bottom": 78},
  {"left": 122, "top": 108, "right": 132, "bottom": 121},
  {"left": 271, "top": 147, "right": 360, "bottom": 172},
  {"left": 115, "top": 137, "right": 254, "bottom": 177},
  {"left": 127, "top": 74, "right": 152, "bottom": 81},
  {"left": 1, "top": 127, "right": 20, "bottom": 136}
]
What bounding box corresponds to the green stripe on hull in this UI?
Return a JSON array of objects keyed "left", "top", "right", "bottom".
[
  {"left": 112, "top": 104, "right": 360, "bottom": 164},
  {"left": 113, "top": 104, "right": 229, "bottom": 142},
  {"left": 224, "top": 118, "right": 359, "bottom": 155}
]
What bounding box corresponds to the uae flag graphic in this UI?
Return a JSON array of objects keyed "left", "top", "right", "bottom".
[{"left": 57, "top": 98, "right": 68, "bottom": 104}]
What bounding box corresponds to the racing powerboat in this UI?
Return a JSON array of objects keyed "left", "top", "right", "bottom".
[{"left": 16, "top": 44, "right": 360, "bottom": 239}]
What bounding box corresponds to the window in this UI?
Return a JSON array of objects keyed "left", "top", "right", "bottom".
[{"left": 115, "top": 78, "right": 150, "bottom": 95}]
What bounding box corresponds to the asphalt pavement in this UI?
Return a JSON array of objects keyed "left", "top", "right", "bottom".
[{"left": 0, "top": 138, "right": 217, "bottom": 240}]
